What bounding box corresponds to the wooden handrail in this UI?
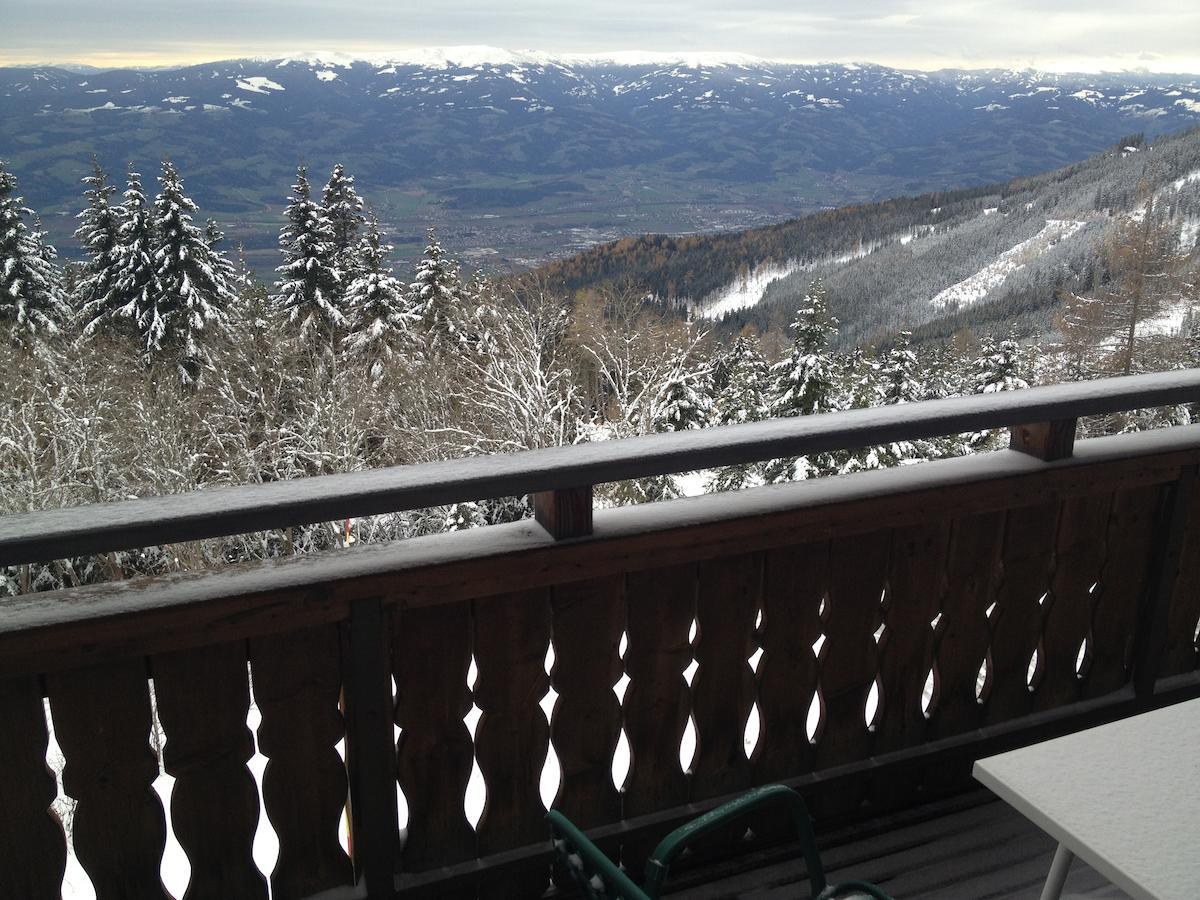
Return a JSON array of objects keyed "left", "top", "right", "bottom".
[{"left": 2, "top": 369, "right": 1198, "bottom": 565}]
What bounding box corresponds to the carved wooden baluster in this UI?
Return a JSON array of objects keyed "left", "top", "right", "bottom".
[
  {"left": 152, "top": 641, "right": 266, "bottom": 900},
  {"left": 0, "top": 675, "right": 66, "bottom": 900},
  {"left": 985, "top": 502, "right": 1060, "bottom": 725},
  {"left": 622, "top": 563, "right": 695, "bottom": 873},
  {"left": 754, "top": 541, "right": 826, "bottom": 784},
  {"left": 1164, "top": 475, "right": 1200, "bottom": 677},
  {"left": 753, "top": 541, "right": 826, "bottom": 843},
  {"left": 549, "top": 575, "right": 624, "bottom": 880},
  {"left": 1086, "top": 485, "right": 1162, "bottom": 698},
  {"left": 813, "top": 533, "right": 889, "bottom": 819},
  {"left": 691, "top": 553, "right": 761, "bottom": 802},
  {"left": 872, "top": 522, "right": 949, "bottom": 810},
  {"left": 393, "top": 601, "right": 476, "bottom": 893},
  {"left": 1036, "top": 494, "right": 1111, "bottom": 712},
  {"left": 46, "top": 660, "right": 169, "bottom": 900},
  {"left": 929, "top": 511, "right": 1004, "bottom": 739},
  {"left": 250, "top": 625, "right": 352, "bottom": 899},
  {"left": 473, "top": 588, "right": 554, "bottom": 900}
]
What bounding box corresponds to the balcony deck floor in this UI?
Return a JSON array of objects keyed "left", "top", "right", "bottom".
[{"left": 667, "top": 790, "right": 1130, "bottom": 900}]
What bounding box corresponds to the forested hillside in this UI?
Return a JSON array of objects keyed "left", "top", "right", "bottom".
[{"left": 538, "top": 128, "right": 1200, "bottom": 349}]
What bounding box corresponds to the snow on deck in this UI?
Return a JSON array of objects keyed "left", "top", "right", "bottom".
[{"left": 930, "top": 219, "right": 1088, "bottom": 311}]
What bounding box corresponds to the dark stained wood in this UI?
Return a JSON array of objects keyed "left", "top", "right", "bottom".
[
  {"left": 534, "top": 485, "right": 593, "bottom": 539},
  {"left": 690, "top": 553, "right": 761, "bottom": 802},
  {"left": 1085, "top": 484, "right": 1163, "bottom": 698},
  {"left": 622, "top": 563, "right": 696, "bottom": 871},
  {"left": 985, "top": 502, "right": 1060, "bottom": 724},
  {"left": 7, "top": 370, "right": 1200, "bottom": 567},
  {"left": 0, "top": 675, "right": 66, "bottom": 900},
  {"left": 1009, "top": 418, "right": 1077, "bottom": 461},
  {"left": 250, "top": 625, "right": 353, "bottom": 899},
  {"left": 549, "top": 576, "right": 625, "bottom": 889},
  {"left": 151, "top": 641, "right": 266, "bottom": 900},
  {"left": 872, "top": 522, "right": 949, "bottom": 808},
  {"left": 754, "top": 542, "right": 826, "bottom": 783},
  {"left": 393, "top": 601, "right": 477, "bottom": 881},
  {"left": 1164, "top": 471, "right": 1200, "bottom": 677},
  {"left": 472, "top": 588, "right": 554, "bottom": 899},
  {"left": 1034, "top": 494, "right": 1112, "bottom": 712},
  {"left": 46, "top": 659, "right": 169, "bottom": 900},
  {"left": 813, "top": 533, "right": 890, "bottom": 817},
  {"left": 343, "top": 598, "right": 400, "bottom": 898},
  {"left": 3, "top": 433, "right": 1198, "bottom": 681}
]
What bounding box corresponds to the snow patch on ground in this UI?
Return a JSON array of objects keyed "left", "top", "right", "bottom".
[
  {"left": 315, "top": 70, "right": 339, "bottom": 82},
  {"left": 1175, "top": 98, "right": 1200, "bottom": 114},
  {"left": 695, "top": 259, "right": 803, "bottom": 319},
  {"left": 235, "top": 76, "right": 285, "bottom": 94},
  {"left": 930, "top": 219, "right": 1089, "bottom": 311}
]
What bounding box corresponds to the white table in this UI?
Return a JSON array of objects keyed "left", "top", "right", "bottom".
[{"left": 973, "top": 699, "right": 1200, "bottom": 900}]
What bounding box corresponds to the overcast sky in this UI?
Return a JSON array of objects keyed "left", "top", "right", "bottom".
[{"left": 4, "top": 0, "right": 1200, "bottom": 72}]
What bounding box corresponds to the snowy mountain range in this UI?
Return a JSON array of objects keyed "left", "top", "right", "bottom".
[{"left": 2, "top": 47, "right": 1200, "bottom": 265}]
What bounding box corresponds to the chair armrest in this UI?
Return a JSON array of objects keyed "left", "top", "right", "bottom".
[
  {"left": 643, "top": 785, "right": 827, "bottom": 899},
  {"left": 547, "top": 809, "right": 650, "bottom": 900}
]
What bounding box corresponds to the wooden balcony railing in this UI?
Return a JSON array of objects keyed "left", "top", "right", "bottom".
[{"left": 2, "top": 371, "right": 1200, "bottom": 900}]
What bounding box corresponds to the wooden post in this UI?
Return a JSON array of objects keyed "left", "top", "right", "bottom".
[
  {"left": 1009, "top": 418, "right": 1077, "bottom": 461},
  {"left": 533, "top": 485, "right": 593, "bottom": 540},
  {"left": 345, "top": 598, "right": 400, "bottom": 898}
]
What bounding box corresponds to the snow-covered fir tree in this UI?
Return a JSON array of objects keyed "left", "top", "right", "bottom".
[
  {"left": 321, "top": 163, "right": 365, "bottom": 279},
  {"left": 274, "top": 165, "right": 343, "bottom": 344},
  {"left": 875, "top": 331, "right": 934, "bottom": 466},
  {"left": 763, "top": 279, "right": 840, "bottom": 482},
  {"left": 73, "top": 158, "right": 123, "bottom": 328},
  {"left": 968, "top": 335, "right": 1030, "bottom": 449},
  {"left": 654, "top": 351, "right": 713, "bottom": 432},
  {"left": 85, "top": 165, "right": 159, "bottom": 342},
  {"left": 342, "top": 213, "right": 415, "bottom": 382},
  {"left": 148, "top": 160, "right": 235, "bottom": 383},
  {"left": 709, "top": 335, "right": 771, "bottom": 492},
  {"left": 0, "top": 160, "right": 66, "bottom": 349},
  {"left": 410, "top": 227, "right": 463, "bottom": 346}
]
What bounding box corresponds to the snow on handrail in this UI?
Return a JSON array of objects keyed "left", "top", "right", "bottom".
[{"left": 2, "top": 369, "right": 1199, "bottom": 566}]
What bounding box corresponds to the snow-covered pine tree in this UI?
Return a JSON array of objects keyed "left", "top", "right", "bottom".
[
  {"left": 410, "top": 227, "right": 463, "bottom": 347},
  {"left": 88, "top": 165, "right": 159, "bottom": 342},
  {"left": 342, "top": 213, "right": 415, "bottom": 383},
  {"left": 968, "top": 335, "right": 1029, "bottom": 449},
  {"left": 322, "top": 163, "right": 365, "bottom": 279},
  {"left": 73, "top": 157, "right": 123, "bottom": 330},
  {"left": 654, "top": 350, "right": 713, "bottom": 433},
  {"left": 274, "top": 165, "right": 343, "bottom": 344},
  {"left": 875, "top": 331, "right": 933, "bottom": 466},
  {"left": 836, "top": 348, "right": 885, "bottom": 473},
  {"left": 148, "top": 160, "right": 235, "bottom": 384},
  {"left": 0, "top": 160, "right": 66, "bottom": 349},
  {"left": 763, "top": 279, "right": 840, "bottom": 482},
  {"left": 708, "top": 335, "right": 771, "bottom": 492}
]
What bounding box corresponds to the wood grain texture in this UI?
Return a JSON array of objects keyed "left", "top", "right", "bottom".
[
  {"left": 1086, "top": 485, "right": 1163, "bottom": 698},
  {"left": 46, "top": 659, "right": 169, "bottom": 900},
  {"left": 534, "top": 485, "right": 593, "bottom": 540},
  {"left": 1009, "top": 419, "right": 1077, "bottom": 461},
  {"left": 393, "top": 601, "right": 477, "bottom": 878},
  {"left": 754, "top": 542, "right": 826, "bottom": 783},
  {"left": 1035, "top": 494, "right": 1112, "bottom": 712},
  {"left": 984, "top": 502, "right": 1060, "bottom": 725},
  {"left": 549, "top": 576, "right": 624, "bottom": 825},
  {"left": 872, "top": 522, "right": 949, "bottom": 809},
  {"left": 622, "top": 563, "right": 696, "bottom": 870},
  {"left": 1164, "top": 475, "right": 1200, "bottom": 677},
  {"left": 250, "top": 625, "right": 352, "bottom": 899},
  {"left": 690, "top": 553, "right": 761, "bottom": 801},
  {"left": 152, "top": 642, "right": 266, "bottom": 900},
  {"left": 7, "top": 369, "right": 1199, "bottom": 567},
  {"left": 0, "top": 675, "right": 66, "bottom": 900},
  {"left": 813, "top": 534, "right": 890, "bottom": 818},
  {"left": 472, "top": 588, "right": 553, "bottom": 900}
]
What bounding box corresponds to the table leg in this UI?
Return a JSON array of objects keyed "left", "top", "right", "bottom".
[{"left": 1039, "top": 843, "right": 1075, "bottom": 900}]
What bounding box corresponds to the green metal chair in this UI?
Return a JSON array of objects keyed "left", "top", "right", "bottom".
[{"left": 547, "top": 784, "right": 893, "bottom": 899}]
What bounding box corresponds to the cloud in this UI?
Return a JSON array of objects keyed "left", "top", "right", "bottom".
[{"left": 3, "top": 0, "right": 1199, "bottom": 72}]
